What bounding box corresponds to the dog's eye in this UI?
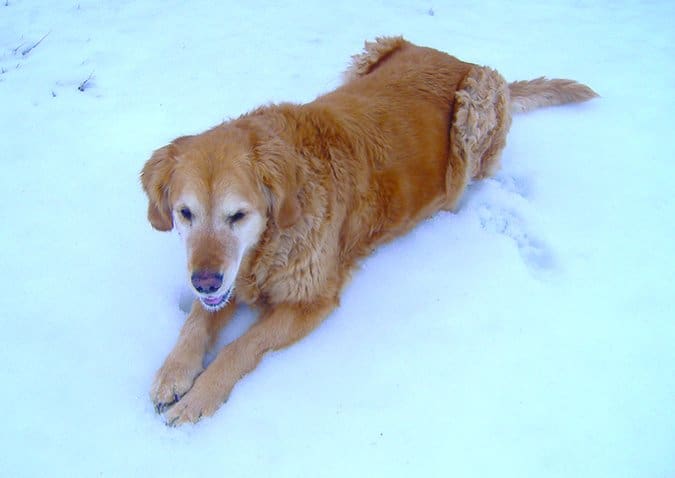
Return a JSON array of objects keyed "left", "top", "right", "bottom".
[
  {"left": 179, "top": 207, "right": 193, "bottom": 222},
  {"left": 228, "top": 211, "right": 246, "bottom": 224}
]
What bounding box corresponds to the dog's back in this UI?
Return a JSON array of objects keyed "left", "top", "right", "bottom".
[
  {"left": 309, "top": 37, "right": 596, "bottom": 247},
  {"left": 306, "top": 38, "right": 476, "bottom": 251}
]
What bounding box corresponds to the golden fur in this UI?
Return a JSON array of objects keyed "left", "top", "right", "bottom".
[{"left": 141, "top": 36, "right": 597, "bottom": 425}]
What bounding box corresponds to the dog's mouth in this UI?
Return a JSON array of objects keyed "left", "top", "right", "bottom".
[{"left": 199, "top": 288, "right": 232, "bottom": 311}]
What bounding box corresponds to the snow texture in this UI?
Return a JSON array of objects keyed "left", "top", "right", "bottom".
[{"left": 1, "top": 1, "right": 673, "bottom": 477}]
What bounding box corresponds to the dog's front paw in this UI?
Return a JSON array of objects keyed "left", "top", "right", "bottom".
[
  {"left": 163, "top": 371, "right": 234, "bottom": 426},
  {"left": 150, "top": 357, "right": 203, "bottom": 414}
]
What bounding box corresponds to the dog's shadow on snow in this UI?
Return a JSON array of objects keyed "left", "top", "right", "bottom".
[{"left": 178, "top": 289, "right": 258, "bottom": 366}]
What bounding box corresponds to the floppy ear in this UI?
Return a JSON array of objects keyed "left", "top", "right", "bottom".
[
  {"left": 254, "top": 137, "right": 302, "bottom": 229},
  {"left": 140, "top": 144, "right": 177, "bottom": 231}
]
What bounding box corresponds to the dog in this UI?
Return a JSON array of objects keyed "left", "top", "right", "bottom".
[{"left": 141, "top": 36, "right": 597, "bottom": 425}]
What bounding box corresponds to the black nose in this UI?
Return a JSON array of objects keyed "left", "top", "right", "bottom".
[{"left": 191, "top": 271, "right": 224, "bottom": 294}]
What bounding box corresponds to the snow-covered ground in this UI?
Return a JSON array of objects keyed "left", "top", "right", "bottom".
[{"left": 1, "top": 1, "right": 673, "bottom": 476}]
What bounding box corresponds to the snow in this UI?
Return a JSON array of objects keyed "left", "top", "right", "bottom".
[{"left": 1, "top": 1, "right": 673, "bottom": 477}]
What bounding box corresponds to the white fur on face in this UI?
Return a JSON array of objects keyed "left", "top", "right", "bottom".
[
  {"left": 173, "top": 190, "right": 266, "bottom": 303},
  {"left": 172, "top": 192, "right": 202, "bottom": 239}
]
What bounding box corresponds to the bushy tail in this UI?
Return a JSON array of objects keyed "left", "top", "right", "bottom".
[{"left": 509, "top": 77, "right": 598, "bottom": 113}]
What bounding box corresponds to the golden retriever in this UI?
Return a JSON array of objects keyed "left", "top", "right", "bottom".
[{"left": 141, "top": 36, "right": 596, "bottom": 425}]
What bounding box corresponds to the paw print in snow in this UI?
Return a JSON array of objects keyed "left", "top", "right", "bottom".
[{"left": 477, "top": 204, "right": 555, "bottom": 273}]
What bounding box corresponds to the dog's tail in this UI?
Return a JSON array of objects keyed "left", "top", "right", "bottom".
[{"left": 508, "top": 77, "right": 598, "bottom": 113}]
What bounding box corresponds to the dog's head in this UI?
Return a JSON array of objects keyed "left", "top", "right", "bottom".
[{"left": 141, "top": 124, "right": 301, "bottom": 311}]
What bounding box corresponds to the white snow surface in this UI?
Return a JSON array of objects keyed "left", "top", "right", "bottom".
[{"left": 1, "top": 1, "right": 673, "bottom": 477}]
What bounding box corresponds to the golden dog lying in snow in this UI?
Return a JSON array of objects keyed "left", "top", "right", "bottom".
[{"left": 141, "top": 36, "right": 596, "bottom": 425}]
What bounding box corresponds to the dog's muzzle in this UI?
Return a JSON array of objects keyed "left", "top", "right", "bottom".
[{"left": 191, "top": 270, "right": 231, "bottom": 311}]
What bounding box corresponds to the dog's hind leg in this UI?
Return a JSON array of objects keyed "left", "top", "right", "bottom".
[{"left": 444, "top": 66, "right": 512, "bottom": 210}]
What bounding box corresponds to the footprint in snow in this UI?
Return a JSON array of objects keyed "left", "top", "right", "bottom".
[
  {"left": 477, "top": 204, "right": 555, "bottom": 273},
  {"left": 492, "top": 173, "right": 532, "bottom": 199}
]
